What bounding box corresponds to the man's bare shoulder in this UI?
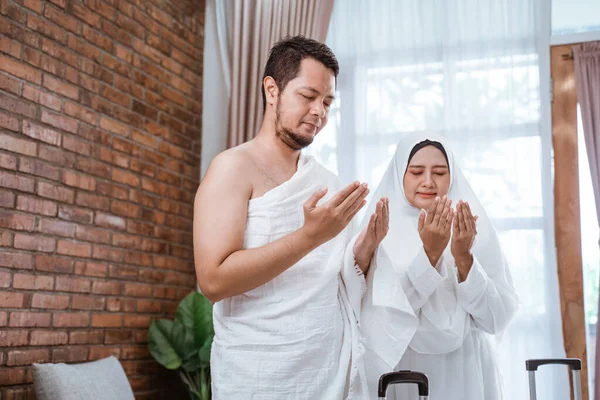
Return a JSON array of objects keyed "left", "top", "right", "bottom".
[{"left": 197, "top": 145, "right": 256, "bottom": 197}]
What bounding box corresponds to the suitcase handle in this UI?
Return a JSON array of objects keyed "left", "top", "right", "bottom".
[
  {"left": 525, "top": 358, "right": 582, "bottom": 371},
  {"left": 378, "top": 370, "right": 429, "bottom": 397}
]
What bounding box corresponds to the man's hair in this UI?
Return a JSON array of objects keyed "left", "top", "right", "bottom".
[{"left": 262, "top": 35, "right": 339, "bottom": 112}]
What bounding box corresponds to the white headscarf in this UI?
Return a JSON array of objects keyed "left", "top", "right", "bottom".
[{"left": 360, "top": 132, "right": 515, "bottom": 355}]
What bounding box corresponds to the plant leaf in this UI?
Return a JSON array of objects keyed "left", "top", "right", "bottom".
[
  {"left": 198, "top": 334, "right": 213, "bottom": 363},
  {"left": 148, "top": 319, "right": 181, "bottom": 369},
  {"left": 176, "top": 292, "right": 214, "bottom": 348},
  {"left": 172, "top": 319, "right": 195, "bottom": 358}
]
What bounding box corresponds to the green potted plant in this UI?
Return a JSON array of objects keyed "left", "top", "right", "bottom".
[{"left": 148, "top": 291, "right": 214, "bottom": 400}]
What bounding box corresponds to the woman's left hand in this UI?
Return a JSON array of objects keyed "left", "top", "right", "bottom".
[
  {"left": 451, "top": 200, "right": 478, "bottom": 281},
  {"left": 354, "top": 197, "right": 389, "bottom": 273}
]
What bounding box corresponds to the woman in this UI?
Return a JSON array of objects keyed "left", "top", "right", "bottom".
[{"left": 360, "top": 132, "right": 518, "bottom": 399}]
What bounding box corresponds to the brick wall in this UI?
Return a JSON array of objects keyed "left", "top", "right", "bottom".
[{"left": 0, "top": 0, "right": 204, "bottom": 397}]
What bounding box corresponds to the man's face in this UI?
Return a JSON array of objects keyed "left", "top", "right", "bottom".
[
  {"left": 274, "top": 58, "right": 336, "bottom": 150},
  {"left": 403, "top": 146, "right": 451, "bottom": 210}
]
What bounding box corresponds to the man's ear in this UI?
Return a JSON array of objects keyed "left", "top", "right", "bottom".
[{"left": 264, "top": 76, "right": 279, "bottom": 108}]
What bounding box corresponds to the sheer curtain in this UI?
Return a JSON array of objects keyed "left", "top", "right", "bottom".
[{"left": 305, "top": 0, "right": 568, "bottom": 398}]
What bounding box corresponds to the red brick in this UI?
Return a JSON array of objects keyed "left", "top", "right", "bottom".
[
  {"left": 61, "top": 170, "right": 96, "bottom": 191},
  {"left": 21, "top": 120, "right": 62, "bottom": 146},
  {"left": 27, "top": 14, "right": 67, "bottom": 44},
  {"left": 111, "top": 137, "right": 135, "bottom": 154},
  {"left": 35, "top": 254, "right": 73, "bottom": 273},
  {"left": 64, "top": 102, "right": 98, "bottom": 125},
  {"left": 53, "top": 312, "right": 89, "bottom": 327},
  {"left": 74, "top": 261, "right": 108, "bottom": 277},
  {"left": 9, "top": 312, "right": 51, "bottom": 327},
  {"left": 23, "top": 47, "right": 64, "bottom": 76},
  {"left": 23, "top": 0, "right": 43, "bottom": 13},
  {"left": 41, "top": 74, "right": 79, "bottom": 100},
  {"left": 153, "top": 286, "right": 178, "bottom": 300},
  {"left": 76, "top": 158, "right": 111, "bottom": 178},
  {"left": 7, "top": 349, "right": 49, "bottom": 366},
  {"left": 16, "top": 195, "right": 57, "bottom": 216},
  {"left": 101, "top": 20, "right": 132, "bottom": 47},
  {"left": 0, "top": 152, "right": 18, "bottom": 170},
  {"left": 58, "top": 205, "right": 93, "bottom": 224},
  {"left": 12, "top": 274, "right": 54, "bottom": 290},
  {"left": 75, "top": 191, "right": 110, "bottom": 210},
  {"left": 41, "top": 109, "right": 79, "bottom": 133},
  {"left": 99, "top": 116, "right": 129, "bottom": 136},
  {"left": 0, "top": 95, "right": 37, "bottom": 119},
  {"left": 123, "top": 314, "right": 151, "bottom": 328},
  {"left": 123, "top": 283, "right": 152, "bottom": 297},
  {"left": 14, "top": 233, "right": 56, "bottom": 252},
  {"left": 39, "top": 144, "right": 76, "bottom": 168},
  {"left": 0, "top": 271, "right": 10, "bottom": 287},
  {"left": 110, "top": 200, "right": 140, "bottom": 218},
  {"left": 104, "top": 329, "right": 132, "bottom": 344},
  {"left": 70, "top": 2, "right": 101, "bottom": 28},
  {"left": 0, "top": 367, "right": 28, "bottom": 385},
  {"left": 0, "top": 311, "right": 6, "bottom": 326},
  {"left": 30, "top": 330, "right": 68, "bottom": 346},
  {"left": 71, "top": 295, "right": 104, "bottom": 311},
  {"left": 89, "top": 345, "right": 121, "bottom": 360},
  {"left": 40, "top": 37, "right": 78, "bottom": 68},
  {"left": 55, "top": 276, "right": 91, "bottom": 293},
  {"left": 37, "top": 181, "right": 75, "bottom": 203},
  {"left": 0, "top": 291, "right": 26, "bottom": 308},
  {"left": 0, "top": 133, "right": 37, "bottom": 157},
  {"left": 122, "top": 345, "right": 150, "bottom": 360},
  {"left": 112, "top": 233, "right": 140, "bottom": 249},
  {"left": 44, "top": 4, "right": 81, "bottom": 34},
  {"left": 0, "top": 55, "right": 42, "bottom": 84},
  {"left": 0, "top": 229, "right": 13, "bottom": 246},
  {"left": 136, "top": 299, "right": 163, "bottom": 313},
  {"left": 67, "top": 34, "right": 101, "bottom": 60},
  {"left": 19, "top": 157, "right": 61, "bottom": 181},
  {"left": 75, "top": 225, "right": 110, "bottom": 244},
  {"left": 0, "top": 111, "right": 19, "bottom": 132},
  {"left": 92, "top": 245, "right": 124, "bottom": 262},
  {"left": 62, "top": 135, "right": 92, "bottom": 156},
  {"left": 108, "top": 264, "right": 138, "bottom": 280},
  {"left": 38, "top": 217, "right": 76, "bottom": 238},
  {"left": 97, "top": 182, "right": 129, "bottom": 200},
  {"left": 91, "top": 313, "right": 122, "bottom": 328},
  {"left": 91, "top": 280, "right": 121, "bottom": 295},
  {"left": 52, "top": 346, "right": 89, "bottom": 363},
  {"left": 31, "top": 293, "right": 69, "bottom": 309},
  {"left": 131, "top": 129, "right": 158, "bottom": 148},
  {"left": 82, "top": 25, "right": 113, "bottom": 52},
  {"left": 115, "top": 75, "right": 143, "bottom": 99},
  {"left": 98, "top": 147, "right": 130, "bottom": 168},
  {"left": 127, "top": 191, "right": 156, "bottom": 210},
  {"left": 94, "top": 212, "right": 126, "bottom": 230},
  {"left": 0, "top": 250, "right": 33, "bottom": 270},
  {"left": 69, "top": 330, "right": 103, "bottom": 344},
  {"left": 0, "top": 35, "right": 22, "bottom": 59},
  {"left": 0, "top": 210, "right": 36, "bottom": 231},
  {"left": 57, "top": 240, "right": 92, "bottom": 258}
]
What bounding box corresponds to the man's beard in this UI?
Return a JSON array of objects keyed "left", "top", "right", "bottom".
[{"left": 275, "top": 104, "right": 314, "bottom": 150}]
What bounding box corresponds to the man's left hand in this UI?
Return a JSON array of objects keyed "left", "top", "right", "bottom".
[{"left": 353, "top": 197, "right": 389, "bottom": 273}]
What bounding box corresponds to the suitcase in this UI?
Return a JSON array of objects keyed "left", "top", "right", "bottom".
[
  {"left": 525, "top": 358, "right": 582, "bottom": 400},
  {"left": 378, "top": 370, "right": 429, "bottom": 400}
]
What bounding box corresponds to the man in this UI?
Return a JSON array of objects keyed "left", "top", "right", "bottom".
[{"left": 194, "top": 36, "right": 389, "bottom": 399}]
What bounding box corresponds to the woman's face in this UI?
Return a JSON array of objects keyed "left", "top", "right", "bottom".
[{"left": 403, "top": 145, "right": 451, "bottom": 210}]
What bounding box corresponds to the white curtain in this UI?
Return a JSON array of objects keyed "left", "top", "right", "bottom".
[{"left": 305, "top": 0, "right": 568, "bottom": 398}]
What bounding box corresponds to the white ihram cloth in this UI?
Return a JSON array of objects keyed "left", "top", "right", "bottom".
[
  {"left": 360, "top": 132, "right": 519, "bottom": 400},
  {"left": 210, "top": 154, "right": 370, "bottom": 399}
]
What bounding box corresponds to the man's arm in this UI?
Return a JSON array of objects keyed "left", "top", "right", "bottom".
[{"left": 194, "top": 152, "right": 368, "bottom": 302}]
